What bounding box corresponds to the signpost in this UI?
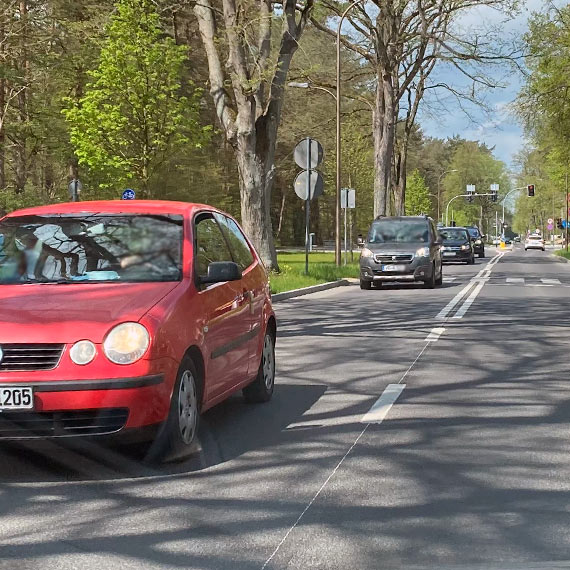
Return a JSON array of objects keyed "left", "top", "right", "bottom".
[
  {"left": 341, "top": 188, "right": 356, "bottom": 265},
  {"left": 68, "top": 179, "right": 82, "bottom": 202},
  {"left": 294, "top": 138, "right": 324, "bottom": 274}
]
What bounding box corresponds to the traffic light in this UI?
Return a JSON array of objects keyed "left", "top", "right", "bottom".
[
  {"left": 491, "top": 189, "right": 498, "bottom": 202},
  {"left": 466, "top": 184, "right": 475, "bottom": 203},
  {"left": 527, "top": 184, "right": 535, "bottom": 197},
  {"left": 557, "top": 218, "right": 563, "bottom": 229}
]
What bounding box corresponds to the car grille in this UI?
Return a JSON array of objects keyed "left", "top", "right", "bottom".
[
  {"left": 0, "top": 344, "right": 64, "bottom": 371},
  {"left": 373, "top": 254, "right": 413, "bottom": 263},
  {"left": 0, "top": 409, "right": 129, "bottom": 438}
]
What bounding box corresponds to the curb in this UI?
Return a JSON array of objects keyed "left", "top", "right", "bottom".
[{"left": 272, "top": 279, "right": 354, "bottom": 302}]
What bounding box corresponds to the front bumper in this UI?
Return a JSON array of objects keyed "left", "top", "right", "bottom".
[
  {"left": 0, "top": 359, "right": 179, "bottom": 439},
  {"left": 472, "top": 242, "right": 484, "bottom": 254},
  {"left": 360, "top": 257, "right": 433, "bottom": 282},
  {"left": 441, "top": 249, "right": 472, "bottom": 262}
]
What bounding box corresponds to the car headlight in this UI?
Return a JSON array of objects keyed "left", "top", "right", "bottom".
[
  {"left": 70, "top": 340, "right": 97, "bottom": 365},
  {"left": 475, "top": 239, "right": 482, "bottom": 245},
  {"left": 416, "top": 246, "right": 430, "bottom": 257},
  {"left": 103, "top": 322, "right": 150, "bottom": 365},
  {"left": 360, "top": 247, "right": 374, "bottom": 258},
  {"left": 461, "top": 244, "right": 470, "bottom": 251}
]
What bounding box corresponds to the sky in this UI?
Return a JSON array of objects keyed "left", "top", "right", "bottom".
[{"left": 418, "top": 0, "right": 550, "bottom": 172}]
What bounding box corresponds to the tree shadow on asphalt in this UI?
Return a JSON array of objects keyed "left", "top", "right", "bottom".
[{"left": 0, "top": 288, "right": 570, "bottom": 568}]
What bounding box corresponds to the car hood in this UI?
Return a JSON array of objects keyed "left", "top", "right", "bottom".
[
  {"left": 442, "top": 240, "right": 470, "bottom": 247},
  {"left": 0, "top": 281, "right": 180, "bottom": 344},
  {"left": 366, "top": 242, "right": 425, "bottom": 253}
]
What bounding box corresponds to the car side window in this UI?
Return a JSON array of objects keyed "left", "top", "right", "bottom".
[
  {"left": 215, "top": 214, "right": 254, "bottom": 271},
  {"left": 194, "top": 215, "right": 233, "bottom": 278}
]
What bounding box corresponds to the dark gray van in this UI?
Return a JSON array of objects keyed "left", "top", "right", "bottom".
[{"left": 359, "top": 215, "right": 443, "bottom": 290}]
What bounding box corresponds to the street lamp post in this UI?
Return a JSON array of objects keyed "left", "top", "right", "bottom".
[
  {"left": 437, "top": 169, "right": 457, "bottom": 223},
  {"left": 336, "top": 0, "right": 366, "bottom": 266}
]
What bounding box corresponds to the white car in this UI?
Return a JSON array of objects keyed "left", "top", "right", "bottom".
[{"left": 525, "top": 235, "right": 545, "bottom": 251}]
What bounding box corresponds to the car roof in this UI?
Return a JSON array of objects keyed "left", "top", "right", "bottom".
[
  {"left": 4, "top": 200, "right": 223, "bottom": 218},
  {"left": 373, "top": 215, "right": 431, "bottom": 222}
]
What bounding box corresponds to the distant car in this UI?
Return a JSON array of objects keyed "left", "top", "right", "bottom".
[
  {"left": 525, "top": 234, "right": 545, "bottom": 251},
  {"left": 504, "top": 237, "right": 512, "bottom": 245},
  {"left": 439, "top": 227, "right": 475, "bottom": 264},
  {"left": 359, "top": 215, "right": 443, "bottom": 289},
  {"left": 0, "top": 200, "right": 276, "bottom": 462},
  {"left": 513, "top": 236, "right": 521, "bottom": 243},
  {"left": 465, "top": 226, "right": 485, "bottom": 258}
]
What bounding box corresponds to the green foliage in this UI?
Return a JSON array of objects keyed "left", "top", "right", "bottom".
[
  {"left": 405, "top": 170, "right": 431, "bottom": 215},
  {"left": 442, "top": 141, "right": 510, "bottom": 233},
  {"left": 63, "top": 0, "right": 207, "bottom": 196}
]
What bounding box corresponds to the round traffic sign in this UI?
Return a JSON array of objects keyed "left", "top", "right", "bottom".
[
  {"left": 122, "top": 188, "right": 136, "bottom": 200},
  {"left": 547, "top": 223, "right": 554, "bottom": 230},
  {"left": 294, "top": 170, "right": 324, "bottom": 200},
  {"left": 548, "top": 218, "right": 554, "bottom": 224},
  {"left": 294, "top": 138, "right": 324, "bottom": 169}
]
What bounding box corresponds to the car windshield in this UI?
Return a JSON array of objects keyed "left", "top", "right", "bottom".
[
  {"left": 467, "top": 227, "right": 480, "bottom": 238},
  {"left": 368, "top": 220, "right": 429, "bottom": 244},
  {"left": 441, "top": 229, "right": 469, "bottom": 241},
  {"left": 0, "top": 214, "right": 183, "bottom": 284}
]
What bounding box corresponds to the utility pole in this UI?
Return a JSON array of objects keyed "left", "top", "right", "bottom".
[{"left": 565, "top": 170, "right": 568, "bottom": 251}]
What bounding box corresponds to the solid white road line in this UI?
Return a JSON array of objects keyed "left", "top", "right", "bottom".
[
  {"left": 425, "top": 327, "right": 446, "bottom": 342},
  {"left": 541, "top": 278, "right": 561, "bottom": 285},
  {"left": 435, "top": 280, "right": 476, "bottom": 320},
  {"left": 506, "top": 277, "right": 525, "bottom": 284},
  {"left": 360, "top": 383, "right": 406, "bottom": 424},
  {"left": 452, "top": 279, "right": 486, "bottom": 319},
  {"left": 443, "top": 277, "right": 456, "bottom": 283}
]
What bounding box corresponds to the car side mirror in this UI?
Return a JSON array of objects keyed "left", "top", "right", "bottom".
[{"left": 200, "top": 261, "right": 242, "bottom": 284}]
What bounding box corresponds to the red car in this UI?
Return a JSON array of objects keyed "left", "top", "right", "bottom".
[{"left": 0, "top": 201, "right": 276, "bottom": 461}]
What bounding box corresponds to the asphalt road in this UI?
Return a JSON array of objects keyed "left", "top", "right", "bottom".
[{"left": 2, "top": 246, "right": 570, "bottom": 569}]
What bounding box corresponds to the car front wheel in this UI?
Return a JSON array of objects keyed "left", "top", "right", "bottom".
[
  {"left": 424, "top": 264, "right": 436, "bottom": 288},
  {"left": 147, "top": 357, "right": 200, "bottom": 463},
  {"left": 360, "top": 279, "right": 372, "bottom": 290},
  {"left": 243, "top": 330, "right": 275, "bottom": 403}
]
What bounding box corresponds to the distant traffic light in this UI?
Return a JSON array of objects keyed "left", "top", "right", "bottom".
[
  {"left": 491, "top": 189, "right": 498, "bottom": 202},
  {"left": 527, "top": 184, "right": 535, "bottom": 197},
  {"left": 557, "top": 218, "right": 563, "bottom": 229}
]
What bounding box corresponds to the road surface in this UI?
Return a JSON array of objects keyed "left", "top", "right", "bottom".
[{"left": 1, "top": 246, "right": 570, "bottom": 569}]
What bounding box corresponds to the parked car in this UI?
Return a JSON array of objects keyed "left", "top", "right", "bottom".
[
  {"left": 465, "top": 226, "right": 485, "bottom": 258},
  {"left": 525, "top": 234, "right": 545, "bottom": 251},
  {"left": 0, "top": 201, "right": 276, "bottom": 462},
  {"left": 359, "top": 215, "right": 443, "bottom": 289},
  {"left": 439, "top": 227, "right": 475, "bottom": 264}
]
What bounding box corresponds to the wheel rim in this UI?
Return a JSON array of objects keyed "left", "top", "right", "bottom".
[
  {"left": 262, "top": 334, "right": 275, "bottom": 390},
  {"left": 178, "top": 370, "right": 197, "bottom": 445}
]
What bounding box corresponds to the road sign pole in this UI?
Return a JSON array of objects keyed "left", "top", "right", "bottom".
[
  {"left": 305, "top": 137, "right": 311, "bottom": 275},
  {"left": 73, "top": 180, "right": 79, "bottom": 202},
  {"left": 566, "top": 172, "right": 568, "bottom": 251}
]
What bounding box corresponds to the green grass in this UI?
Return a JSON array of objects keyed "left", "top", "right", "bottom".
[
  {"left": 270, "top": 251, "right": 359, "bottom": 294},
  {"left": 554, "top": 249, "right": 570, "bottom": 260}
]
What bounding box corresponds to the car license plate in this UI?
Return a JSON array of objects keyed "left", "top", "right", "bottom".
[
  {"left": 0, "top": 387, "right": 34, "bottom": 410},
  {"left": 443, "top": 252, "right": 456, "bottom": 257},
  {"left": 381, "top": 264, "right": 405, "bottom": 271}
]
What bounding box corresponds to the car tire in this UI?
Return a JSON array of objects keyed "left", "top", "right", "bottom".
[
  {"left": 146, "top": 356, "right": 201, "bottom": 463},
  {"left": 435, "top": 265, "right": 443, "bottom": 286},
  {"left": 478, "top": 251, "right": 485, "bottom": 258},
  {"left": 424, "top": 264, "right": 436, "bottom": 289},
  {"left": 542, "top": 248, "right": 545, "bottom": 251},
  {"left": 243, "top": 330, "right": 275, "bottom": 403},
  {"left": 469, "top": 256, "right": 475, "bottom": 265},
  {"left": 360, "top": 279, "right": 372, "bottom": 290}
]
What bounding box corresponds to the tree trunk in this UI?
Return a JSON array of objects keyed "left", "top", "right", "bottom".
[
  {"left": 373, "top": 71, "right": 396, "bottom": 218},
  {"left": 235, "top": 131, "right": 277, "bottom": 270}
]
